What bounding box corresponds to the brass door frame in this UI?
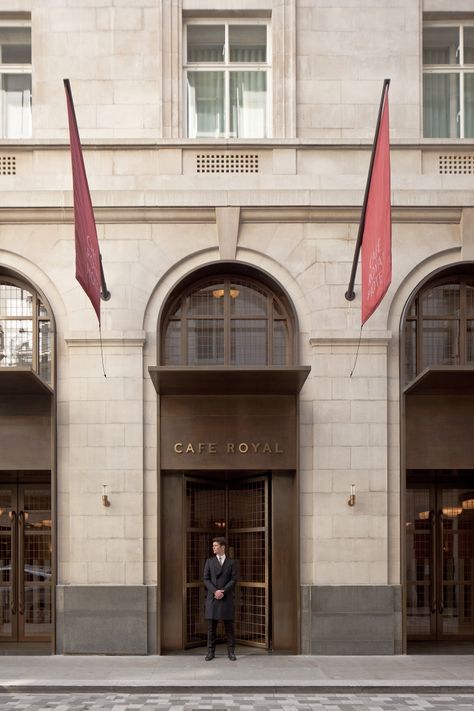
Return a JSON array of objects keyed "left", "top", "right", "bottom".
[
  {"left": 407, "top": 475, "right": 474, "bottom": 642},
  {"left": 0, "top": 480, "right": 52, "bottom": 645}
]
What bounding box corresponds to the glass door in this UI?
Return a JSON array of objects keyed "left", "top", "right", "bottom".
[
  {"left": 407, "top": 480, "right": 474, "bottom": 641},
  {"left": 0, "top": 483, "right": 52, "bottom": 644},
  {"left": 185, "top": 474, "right": 270, "bottom": 649}
]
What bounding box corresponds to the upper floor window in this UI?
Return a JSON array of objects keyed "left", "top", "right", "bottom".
[
  {"left": 423, "top": 22, "right": 474, "bottom": 138},
  {"left": 404, "top": 276, "right": 474, "bottom": 384},
  {"left": 0, "top": 20, "right": 32, "bottom": 138},
  {"left": 184, "top": 20, "right": 270, "bottom": 139},
  {"left": 162, "top": 276, "right": 292, "bottom": 366},
  {"left": 0, "top": 278, "right": 52, "bottom": 384}
]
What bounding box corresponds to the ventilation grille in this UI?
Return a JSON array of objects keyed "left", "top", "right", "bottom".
[
  {"left": 439, "top": 154, "right": 474, "bottom": 175},
  {"left": 0, "top": 156, "right": 16, "bottom": 176},
  {"left": 196, "top": 153, "right": 259, "bottom": 174}
]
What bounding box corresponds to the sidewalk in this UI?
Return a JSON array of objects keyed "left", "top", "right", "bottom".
[{"left": 1, "top": 649, "right": 474, "bottom": 694}]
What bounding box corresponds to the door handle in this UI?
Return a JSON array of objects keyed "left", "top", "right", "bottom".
[
  {"left": 18, "top": 511, "right": 25, "bottom": 615},
  {"left": 9, "top": 511, "right": 17, "bottom": 615},
  {"left": 429, "top": 510, "right": 436, "bottom": 615}
]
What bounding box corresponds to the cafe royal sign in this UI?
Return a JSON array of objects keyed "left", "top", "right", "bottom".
[{"left": 160, "top": 394, "right": 297, "bottom": 470}]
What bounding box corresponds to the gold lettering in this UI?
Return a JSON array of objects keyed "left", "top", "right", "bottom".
[
  {"left": 251, "top": 442, "right": 261, "bottom": 453},
  {"left": 186, "top": 443, "right": 195, "bottom": 454},
  {"left": 275, "top": 442, "right": 284, "bottom": 453},
  {"left": 239, "top": 442, "right": 249, "bottom": 453},
  {"left": 262, "top": 443, "right": 271, "bottom": 454},
  {"left": 209, "top": 442, "right": 217, "bottom": 453},
  {"left": 198, "top": 442, "right": 206, "bottom": 454},
  {"left": 174, "top": 442, "right": 183, "bottom": 454},
  {"left": 227, "top": 443, "right": 235, "bottom": 453}
]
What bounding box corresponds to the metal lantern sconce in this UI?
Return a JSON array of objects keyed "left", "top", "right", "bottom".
[
  {"left": 348, "top": 484, "right": 356, "bottom": 507},
  {"left": 102, "top": 484, "right": 111, "bottom": 507}
]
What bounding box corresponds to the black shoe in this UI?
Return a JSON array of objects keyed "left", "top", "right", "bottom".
[
  {"left": 205, "top": 651, "right": 215, "bottom": 661},
  {"left": 227, "top": 649, "right": 237, "bottom": 661}
]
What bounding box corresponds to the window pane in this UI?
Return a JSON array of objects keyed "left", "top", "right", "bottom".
[
  {"left": 38, "top": 321, "right": 51, "bottom": 383},
  {"left": 187, "top": 71, "right": 224, "bottom": 138},
  {"left": 187, "top": 25, "right": 224, "bottom": 62},
  {"left": 187, "top": 283, "right": 225, "bottom": 316},
  {"left": 468, "top": 320, "right": 474, "bottom": 364},
  {"left": 230, "top": 282, "right": 267, "bottom": 316},
  {"left": 188, "top": 319, "right": 224, "bottom": 364},
  {"left": 423, "top": 26, "right": 459, "bottom": 65},
  {"left": 1, "top": 73, "right": 32, "bottom": 139},
  {"left": 229, "top": 25, "right": 266, "bottom": 62},
  {"left": 164, "top": 321, "right": 181, "bottom": 365},
  {"left": 423, "top": 73, "right": 460, "bottom": 138},
  {"left": 229, "top": 71, "right": 267, "bottom": 138},
  {"left": 231, "top": 319, "right": 267, "bottom": 365},
  {"left": 0, "top": 283, "right": 33, "bottom": 316},
  {"left": 467, "top": 285, "right": 474, "bottom": 316},
  {"left": 0, "top": 319, "right": 32, "bottom": 367},
  {"left": 464, "top": 73, "right": 474, "bottom": 138},
  {"left": 422, "top": 319, "right": 459, "bottom": 367},
  {"left": 273, "top": 321, "right": 288, "bottom": 366},
  {"left": 465, "top": 27, "right": 474, "bottom": 64},
  {"left": 421, "top": 284, "right": 460, "bottom": 317},
  {"left": 405, "top": 320, "right": 417, "bottom": 383},
  {"left": 0, "top": 27, "right": 31, "bottom": 63}
]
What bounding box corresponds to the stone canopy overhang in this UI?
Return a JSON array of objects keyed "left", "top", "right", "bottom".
[
  {"left": 404, "top": 366, "right": 474, "bottom": 396},
  {"left": 148, "top": 365, "right": 311, "bottom": 396},
  {"left": 0, "top": 367, "right": 53, "bottom": 396}
]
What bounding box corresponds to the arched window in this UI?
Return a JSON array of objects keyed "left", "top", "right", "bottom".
[
  {"left": 161, "top": 275, "right": 293, "bottom": 366},
  {"left": 404, "top": 275, "right": 474, "bottom": 383},
  {"left": 0, "top": 276, "right": 53, "bottom": 384}
]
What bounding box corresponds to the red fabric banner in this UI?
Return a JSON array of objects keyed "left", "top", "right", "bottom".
[
  {"left": 64, "top": 80, "right": 101, "bottom": 324},
  {"left": 361, "top": 88, "right": 392, "bottom": 325}
]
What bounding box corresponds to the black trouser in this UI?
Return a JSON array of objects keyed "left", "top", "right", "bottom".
[{"left": 207, "top": 618, "right": 235, "bottom": 651}]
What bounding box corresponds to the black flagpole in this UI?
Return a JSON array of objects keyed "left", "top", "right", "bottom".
[{"left": 345, "top": 78, "right": 390, "bottom": 301}]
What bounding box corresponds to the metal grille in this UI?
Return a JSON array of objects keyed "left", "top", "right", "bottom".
[
  {"left": 185, "top": 477, "right": 269, "bottom": 649},
  {"left": 196, "top": 153, "right": 259, "bottom": 174},
  {"left": 439, "top": 154, "right": 474, "bottom": 174},
  {"left": 0, "top": 156, "right": 16, "bottom": 175}
]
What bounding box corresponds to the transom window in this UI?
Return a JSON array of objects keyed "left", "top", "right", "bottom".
[
  {"left": 184, "top": 20, "right": 270, "bottom": 139},
  {"left": 0, "top": 19, "right": 32, "bottom": 138},
  {"left": 162, "top": 277, "right": 291, "bottom": 366},
  {"left": 423, "top": 22, "right": 474, "bottom": 138},
  {"left": 0, "top": 278, "right": 52, "bottom": 384},
  {"left": 404, "top": 276, "right": 474, "bottom": 383}
]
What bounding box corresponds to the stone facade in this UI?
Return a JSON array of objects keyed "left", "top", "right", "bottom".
[{"left": 0, "top": 0, "right": 472, "bottom": 654}]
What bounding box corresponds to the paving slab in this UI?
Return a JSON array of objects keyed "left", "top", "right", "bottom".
[{"left": 0, "top": 651, "right": 474, "bottom": 694}]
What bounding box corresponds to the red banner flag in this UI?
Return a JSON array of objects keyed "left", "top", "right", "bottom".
[
  {"left": 361, "top": 85, "right": 392, "bottom": 324},
  {"left": 64, "top": 79, "right": 101, "bottom": 324}
]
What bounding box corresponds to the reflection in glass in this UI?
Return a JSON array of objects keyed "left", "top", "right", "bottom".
[
  {"left": 187, "top": 71, "right": 225, "bottom": 138},
  {"left": 187, "top": 24, "right": 224, "bottom": 62},
  {"left": 422, "top": 284, "right": 460, "bottom": 317},
  {"left": 231, "top": 319, "right": 267, "bottom": 365},
  {"left": 229, "top": 25, "right": 266, "bottom": 62},
  {"left": 1, "top": 74, "right": 32, "bottom": 139},
  {"left": 230, "top": 71, "right": 267, "bottom": 138},
  {"left": 465, "top": 72, "right": 474, "bottom": 139},
  {"left": 422, "top": 319, "right": 459, "bottom": 367},
  {"left": 423, "top": 73, "right": 460, "bottom": 138},
  {"left": 188, "top": 319, "right": 224, "bottom": 364},
  {"left": 423, "top": 26, "right": 460, "bottom": 64}
]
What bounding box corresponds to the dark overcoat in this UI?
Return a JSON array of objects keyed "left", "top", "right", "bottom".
[{"left": 203, "top": 555, "right": 237, "bottom": 620}]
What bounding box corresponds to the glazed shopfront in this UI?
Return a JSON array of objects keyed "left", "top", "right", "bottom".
[{"left": 150, "top": 263, "right": 310, "bottom": 653}]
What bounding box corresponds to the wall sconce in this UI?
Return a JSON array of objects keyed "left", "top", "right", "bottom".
[
  {"left": 347, "top": 484, "right": 356, "bottom": 507},
  {"left": 102, "top": 484, "right": 111, "bottom": 508}
]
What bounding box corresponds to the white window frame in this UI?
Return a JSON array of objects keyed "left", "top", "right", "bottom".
[
  {"left": 183, "top": 18, "right": 272, "bottom": 139},
  {"left": 423, "top": 20, "right": 474, "bottom": 139}
]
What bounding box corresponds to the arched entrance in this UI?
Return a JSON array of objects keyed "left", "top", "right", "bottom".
[
  {"left": 0, "top": 270, "right": 55, "bottom": 653},
  {"left": 402, "top": 267, "right": 474, "bottom": 651},
  {"left": 149, "top": 263, "right": 310, "bottom": 653}
]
